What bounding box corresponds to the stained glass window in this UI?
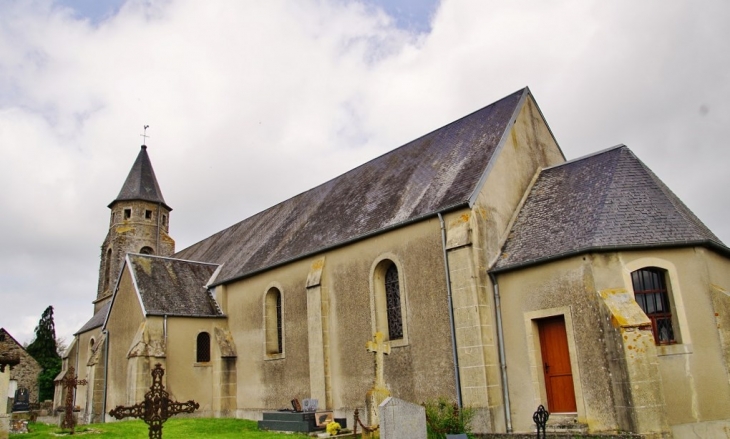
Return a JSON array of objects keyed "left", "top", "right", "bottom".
[{"left": 385, "top": 264, "right": 403, "bottom": 340}]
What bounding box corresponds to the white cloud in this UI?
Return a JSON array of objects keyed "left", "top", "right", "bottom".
[{"left": 1, "top": 0, "right": 728, "bottom": 344}]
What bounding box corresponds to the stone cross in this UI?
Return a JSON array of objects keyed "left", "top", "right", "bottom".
[
  {"left": 56, "top": 366, "right": 87, "bottom": 434},
  {"left": 366, "top": 332, "right": 391, "bottom": 389},
  {"left": 365, "top": 332, "right": 391, "bottom": 430},
  {"left": 108, "top": 364, "right": 199, "bottom": 439}
]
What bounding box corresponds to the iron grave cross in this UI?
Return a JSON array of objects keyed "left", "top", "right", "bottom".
[
  {"left": 56, "top": 366, "right": 87, "bottom": 434},
  {"left": 108, "top": 363, "right": 199, "bottom": 439}
]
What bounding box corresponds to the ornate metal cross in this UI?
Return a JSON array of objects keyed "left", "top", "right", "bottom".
[
  {"left": 140, "top": 125, "right": 150, "bottom": 145},
  {"left": 108, "top": 363, "right": 199, "bottom": 439},
  {"left": 56, "top": 366, "right": 87, "bottom": 434}
]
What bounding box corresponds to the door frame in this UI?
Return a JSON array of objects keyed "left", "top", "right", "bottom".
[{"left": 524, "top": 307, "right": 585, "bottom": 417}]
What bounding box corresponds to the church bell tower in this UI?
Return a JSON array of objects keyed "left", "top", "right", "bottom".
[{"left": 94, "top": 144, "right": 174, "bottom": 312}]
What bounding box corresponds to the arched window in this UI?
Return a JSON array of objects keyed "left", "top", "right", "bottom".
[
  {"left": 196, "top": 332, "right": 211, "bottom": 362},
  {"left": 631, "top": 267, "right": 675, "bottom": 345},
  {"left": 265, "top": 288, "right": 283, "bottom": 356},
  {"left": 385, "top": 264, "right": 403, "bottom": 340},
  {"left": 372, "top": 259, "right": 406, "bottom": 344},
  {"left": 139, "top": 246, "right": 154, "bottom": 255}
]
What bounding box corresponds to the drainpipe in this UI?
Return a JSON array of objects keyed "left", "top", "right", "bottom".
[
  {"left": 438, "top": 213, "right": 463, "bottom": 408},
  {"left": 489, "top": 272, "right": 512, "bottom": 433},
  {"left": 74, "top": 335, "right": 79, "bottom": 410},
  {"left": 101, "top": 330, "right": 109, "bottom": 422},
  {"left": 163, "top": 315, "right": 168, "bottom": 346}
]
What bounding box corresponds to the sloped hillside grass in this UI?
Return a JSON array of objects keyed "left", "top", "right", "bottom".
[{"left": 15, "top": 418, "right": 309, "bottom": 438}]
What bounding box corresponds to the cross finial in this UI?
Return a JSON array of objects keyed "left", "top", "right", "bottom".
[{"left": 141, "top": 125, "right": 150, "bottom": 145}]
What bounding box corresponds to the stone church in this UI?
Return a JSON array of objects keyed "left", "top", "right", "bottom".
[{"left": 60, "top": 88, "right": 730, "bottom": 438}]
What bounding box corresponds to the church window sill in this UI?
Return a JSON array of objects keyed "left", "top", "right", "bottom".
[
  {"left": 193, "top": 362, "right": 212, "bottom": 367},
  {"left": 265, "top": 353, "right": 285, "bottom": 361},
  {"left": 657, "top": 343, "right": 692, "bottom": 356}
]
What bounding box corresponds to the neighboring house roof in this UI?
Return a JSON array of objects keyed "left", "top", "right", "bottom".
[
  {"left": 110, "top": 145, "right": 171, "bottom": 210},
  {"left": 492, "top": 145, "right": 729, "bottom": 272},
  {"left": 176, "top": 88, "right": 532, "bottom": 285},
  {"left": 0, "top": 327, "right": 26, "bottom": 351},
  {"left": 125, "top": 254, "right": 222, "bottom": 317},
  {"left": 75, "top": 302, "right": 111, "bottom": 335}
]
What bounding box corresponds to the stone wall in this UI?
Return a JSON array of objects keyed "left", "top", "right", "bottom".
[{"left": 0, "top": 329, "right": 42, "bottom": 405}]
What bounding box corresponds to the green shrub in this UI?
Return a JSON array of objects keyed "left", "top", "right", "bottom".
[{"left": 423, "top": 397, "right": 474, "bottom": 439}]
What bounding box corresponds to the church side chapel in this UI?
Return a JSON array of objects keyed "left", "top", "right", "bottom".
[{"left": 60, "top": 87, "right": 730, "bottom": 438}]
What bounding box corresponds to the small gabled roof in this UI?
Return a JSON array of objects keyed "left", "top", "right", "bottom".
[
  {"left": 176, "top": 88, "right": 534, "bottom": 285},
  {"left": 75, "top": 302, "right": 110, "bottom": 335},
  {"left": 126, "top": 254, "right": 222, "bottom": 317},
  {"left": 110, "top": 145, "right": 171, "bottom": 210},
  {"left": 492, "top": 145, "right": 728, "bottom": 272},
  {"left": 0, "top": 328, "right": 26, "bottom": 351}
]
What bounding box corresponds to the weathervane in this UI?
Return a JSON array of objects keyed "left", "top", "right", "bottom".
[{"left": 141, "top": 125, "right": 150, "bottom": 145}]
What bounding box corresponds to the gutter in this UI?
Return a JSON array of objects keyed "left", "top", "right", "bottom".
[
  {"left": 209, "top": 202, "right": 468, "bottom": 288},
  {"left": 489, "top": 272, "right": 512, "bottom": 433},
  {"left": 490, "top": 240, "right": 730, "bottom": 275},
  {"left": 438, "top": 212, "right": 462, "bottom": 408},
  {"left": 147, "top": 313, "right": 226, "bottom": 318}
]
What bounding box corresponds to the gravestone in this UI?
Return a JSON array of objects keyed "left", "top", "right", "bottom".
[
  {"left": 12, "top": 388, "right": 30, "bottom": 412},
  {"left": 302, "top": 398, "right": 318, "bottom": 412},
  {"left": 378, "top": 397, "right": 426, "bottom": 439},
  {"left": 258, "top": 397, "right": 334, "bottom": 433}
]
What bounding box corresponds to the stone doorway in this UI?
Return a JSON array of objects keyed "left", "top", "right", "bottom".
[{"left": 537, "top": 316, "right": 576, "bottom": 413}]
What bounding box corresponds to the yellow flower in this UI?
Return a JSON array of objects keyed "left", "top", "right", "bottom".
[{"left": 326, "top": 421, "right": 341, "bottom": 436}]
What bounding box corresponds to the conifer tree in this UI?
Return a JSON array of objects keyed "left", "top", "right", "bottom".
[{"left": 26, "top": 306, "right": 62, "bottom": 402}]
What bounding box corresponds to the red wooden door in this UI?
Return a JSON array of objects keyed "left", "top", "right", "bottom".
[{"left": 538, "top": 316, "right": 577, "bottom": 413}]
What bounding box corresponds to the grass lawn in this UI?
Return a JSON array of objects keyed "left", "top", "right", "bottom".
[{"left": 14, "top": 418, "right": 312, "bottom": 438}]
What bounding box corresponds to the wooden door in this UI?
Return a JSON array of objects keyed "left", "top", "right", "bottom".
[{"left": 538, "top": 316, "right": 577, "bottom": 413}]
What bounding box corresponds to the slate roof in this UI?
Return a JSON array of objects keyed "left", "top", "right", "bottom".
[
  {"left": 127, "top": 254, "right": 222, "bottom": 317},
  {"left": 492, "top": 145, "right": 728, "bottom": 272},
  {"left": 110, "top": 145, "right": 171, "bottom": 210},
  {"left": 75, "top": 302, "right": 110, "bottom": 334},
  {"left": 176, "top": 88, "right": 530, "bottom": 285}
]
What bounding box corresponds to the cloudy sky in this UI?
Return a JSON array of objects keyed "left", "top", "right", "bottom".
[{"left": 1, "top": 0, "right": 728, "bottom": 346}]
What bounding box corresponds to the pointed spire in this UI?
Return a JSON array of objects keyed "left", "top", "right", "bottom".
[{"left": 109, "top": 145, "right": 171, "bottom": 210}]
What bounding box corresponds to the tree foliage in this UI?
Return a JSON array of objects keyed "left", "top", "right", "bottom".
[{"left": 26, "top": 306, "right": 62, "bottom": 402}]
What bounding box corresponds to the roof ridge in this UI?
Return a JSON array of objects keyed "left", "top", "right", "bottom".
[
  {"left": 128, "top": 252, "right": 221, "bottom": 267},
  {"left": 186, "top": 88, "right": 530, "bottom": 252},
  {"left": 624, "top": 148, "right": 725, "bottom": 246},
  {"left": 588, "top": 146, "right": 630, "bottom": 248},
  {"left": 543, "top": 144, "right": 626, "bottom": 171},
  {"left": 175, "top": 88, "right": 527, "bottom": 283}
]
